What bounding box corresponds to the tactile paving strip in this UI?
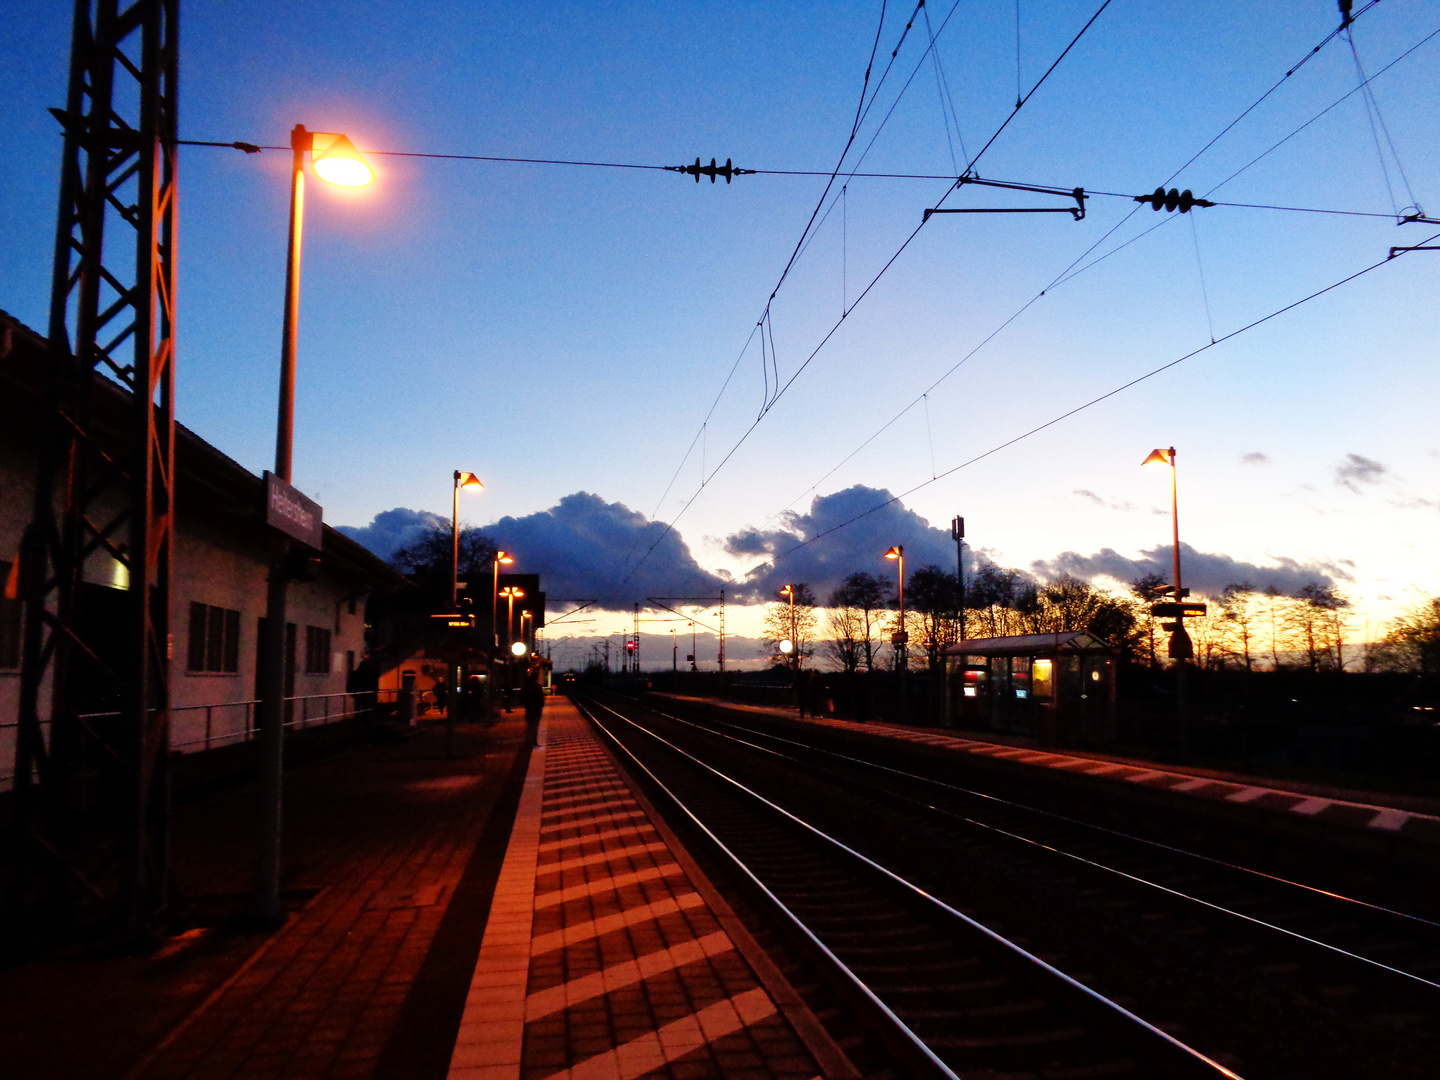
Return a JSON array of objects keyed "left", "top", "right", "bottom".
[{"left": 448, "top": 702, "right": 832, "bottom": 1080}]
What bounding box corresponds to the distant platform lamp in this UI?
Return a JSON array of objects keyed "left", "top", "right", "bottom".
[{"left": 452, "top": 471, "right": 484, "bottom": 609}]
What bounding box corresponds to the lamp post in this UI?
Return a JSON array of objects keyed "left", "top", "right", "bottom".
[
  {"left": 779, "top": 585, "right": 798, "bottom": 672},
  {"left": 258, "top": 126, "right": 373, "bottom": 923},
  {"left": 1143, "top": 446, "right": 1192, "bottom": 750},
  {"left": 1143, "top": 448, "right": 1182, "bottom": 598},
  {"left": 500, "top": 586, "right": 524, "bottom": 707},
  {"left": 884, "top": 546, "right": 907, "bottom": 717},
  {"left": 451, "top": 472, "right": 484, "bottom": 609},
  {"left": 491, "top": 550, "right": 514, "bottom": 648}
]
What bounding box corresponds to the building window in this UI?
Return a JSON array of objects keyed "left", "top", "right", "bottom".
[
  {"left": 0, "top": 561, "right": 21, "bottom": 670},
  {"left": 187, "top": 602, "right": 240, "bottom": 673},
  {"left": 305, "top": 625, "right": 332, "bottom": 674}
]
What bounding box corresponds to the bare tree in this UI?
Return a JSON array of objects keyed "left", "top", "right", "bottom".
[
  {"left": 1218, "top": 582, "right": 1258, "bottom": 671},
  {"left": 828, "top": 572, "right": 887, "bottom": 671},
  {"left": 824, "top": 601, "right": 865, "bottom": 674},
  {"left": 763, "top": 583, "right": 818, "bottom": 668},
  {"left": 908, "top": 565, "right": 960, "bottom": 674},
  {"left": 1129, "top": 572, "right": 1167, "bottom": 667}
]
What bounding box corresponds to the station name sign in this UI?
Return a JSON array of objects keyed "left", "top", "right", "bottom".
[{"left": 265, "top": 471, "right": 323, "bottom": 550}]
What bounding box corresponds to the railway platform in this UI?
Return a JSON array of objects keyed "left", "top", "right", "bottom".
[
  {"left": 652, "top": 694, "right": 1440, "bottom": 851},
  {"left": 446, "top": 698, "right": 850, "bottom": 1080},
  {"left": 0, "top": 699, "right": 853, "bottom": 1080}
]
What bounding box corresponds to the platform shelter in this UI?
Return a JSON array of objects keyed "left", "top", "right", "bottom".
[{"left": 943, "top": 631, "right": 1116, "bottom": 745}]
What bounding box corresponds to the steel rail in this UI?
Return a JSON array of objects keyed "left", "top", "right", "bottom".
[
  {"left": 636, "top": 698, "right": 1440, "bottom": 994},
  {"left": 578, "top": 693, "right": 1242, "bottom": 1080},
  {"left": 655, "top": 697, "right": 1440, "bottom": 929},
  {"left": 569, "top": 695, "right": 963, "bottom": 1080}
]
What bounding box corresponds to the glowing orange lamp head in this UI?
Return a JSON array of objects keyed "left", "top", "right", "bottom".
[{"left": 310, "top": 132, "right": 374, "bottom": 187}]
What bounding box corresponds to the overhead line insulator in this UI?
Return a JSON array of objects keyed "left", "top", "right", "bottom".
[
  {"left": 1135, "top": 187, "right": 1215, "bottom": 213},
  {"left": 667, "top": 156, "right": 755, "bottom": 183}
]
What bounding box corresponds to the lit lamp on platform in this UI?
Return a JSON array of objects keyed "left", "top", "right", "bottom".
[
  {"left": 258, "top": 125, "right": 375, "bottom": 923},
  {"left": 1142, "top": 446, "right": 1193, "bottom": 661},
  {"left": 451, "top": 471, "right": 484, "bottom": 610}
]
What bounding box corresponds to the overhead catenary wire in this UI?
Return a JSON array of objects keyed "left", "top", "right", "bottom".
[
  {"left": 749, "top": 234, "right": 1440, "bottom": 575},
  {"left": 615, "top": 0, "right": 1117, "bottom": 589},
  {"left": 757, "top": 4, "right": 1415, "bottom": 532}
]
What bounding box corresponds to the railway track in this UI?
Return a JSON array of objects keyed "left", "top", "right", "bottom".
[{"left": 572, "top": 691, "right": 1440, "bottom": 1080}]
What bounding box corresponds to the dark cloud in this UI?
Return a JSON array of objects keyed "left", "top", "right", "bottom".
[
  {"left": 724, "top": 485, "right": 967, "bottom": 601},
  {"left": 481, "top": 492, "right": 726, "bottom": 604},
  {"left": 340, "top": 493, "right": 727, "bottom": 604},
  {"left": 335, "top": 507, "right": 447, "bottom": 561},
  {"left": 1240, "top": 451, "right": 1269, "bottom": 466},
  {"left": 1335, "top": 453, "right": 1386, "bottom": 492},
  {"left": 1031, "top": 543, "right": 1349, "bottom": 596}
]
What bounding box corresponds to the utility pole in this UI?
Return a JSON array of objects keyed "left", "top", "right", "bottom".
[
  {"left": 633, "top": 603, "right": 641, "bottom": 674},
  {"left": 717, "top": 591, "right": 726, "bottom": 688},
  {"left": 951, "top": 516, "right": 966, "bottom": 641}
]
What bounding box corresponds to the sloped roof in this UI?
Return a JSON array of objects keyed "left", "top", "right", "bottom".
[
  {"left": 943, "top": 631, "right": 1112, "bottom": 657},
  {"left": 1, "top": 309, "right": 402, "bottom": 591}
]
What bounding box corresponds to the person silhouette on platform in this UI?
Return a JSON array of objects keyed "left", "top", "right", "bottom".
[{"left": 521, "top": 670, "right": 545, "bottom": 746}]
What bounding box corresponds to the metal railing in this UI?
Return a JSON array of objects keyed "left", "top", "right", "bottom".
[{"left": 0, "top": 690, "right": 385, "bottom": 786}]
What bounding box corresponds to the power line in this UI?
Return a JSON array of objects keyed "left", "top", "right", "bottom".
[
  {"left": 176, "top": 140, "right": 1419, "bottom": 224},
  {"left": 752, "top": 234, "right": 1439, "bottom": 574},
  {"left": 756, "top": 7, "right": 1417, "bottom": 533},
  {"left": 616, "top": 0, "right": 1117, "bottom": 589}
]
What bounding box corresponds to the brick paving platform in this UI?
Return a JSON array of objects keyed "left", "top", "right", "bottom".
[
  {"left": 118, "top": 717, "right": 532, "bottom": 1080},
  {"left": 448, "top": 700, "right": 855, "bottom": 1080},
  {"left": 655, "top": 694, "right": 1440, "bottom": 848}
]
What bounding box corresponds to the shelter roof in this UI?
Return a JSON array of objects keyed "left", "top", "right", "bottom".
[{"left": 943, "top": 631, "right": 1112, "bottom": 657}]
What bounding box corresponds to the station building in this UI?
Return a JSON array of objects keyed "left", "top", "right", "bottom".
[{"left": 0, "top": 311, "right": 402, "bottom": 791}]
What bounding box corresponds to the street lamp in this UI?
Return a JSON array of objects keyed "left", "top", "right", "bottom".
[
  {"left": 779, "top": 585, "right": 798, "bottom": 672},
  {"left": 452, "top": 471, "right": 484, "bottom": 609},
  {"left": 275, "top": 126, "right": 374, "bottom": 480},
  {"left": 258, "top": 124, "right": 374, "bottom": 923},
  {"left": 500, "top": 586, "right": 526, "bottom": 648},
  {"left": 884, "top": 546, "right": 907, "bottom": 713},
  {"left": 499, "top": 585, "right": 525, "bottom": 709},
  {"left": 1142, "top": 446, "right": 1193, "bottom": 660},
  {"left": 492, "top": 550, "right": 514, "bottom": 648}
]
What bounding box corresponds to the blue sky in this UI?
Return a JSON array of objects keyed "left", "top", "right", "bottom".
[{"left": 4, "top": 1, "right": 1439, "bottom": 642}]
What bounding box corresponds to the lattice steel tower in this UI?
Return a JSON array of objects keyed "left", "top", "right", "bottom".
[{"left": 7, "top": 0, "right": 179, "bottom": 945}]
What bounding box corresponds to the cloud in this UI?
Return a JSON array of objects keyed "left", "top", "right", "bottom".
[
  {"left": 1240, "top": 451, "right": 1269, "bottom": 466},
  {"left": 1031, "top": 543, "right": 1349, "bottom": 596},
  {"left": 339, "top": 493, "right": 728, "bottom": 604},
  {"left": 481, "top": 492, "right": 726, "bottom": 604},
  {"left": 1073, "top": 489, "right": 1138, "bottom": 512},
  {"left": 335, "top": 507, "right": 447, "bottom": 561},
  {"left": 723, "top": 485, "right": 966, "bottom": 601},
  {"left": 1335, "top": 453, "right": 1386, "bottom": 492}
]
